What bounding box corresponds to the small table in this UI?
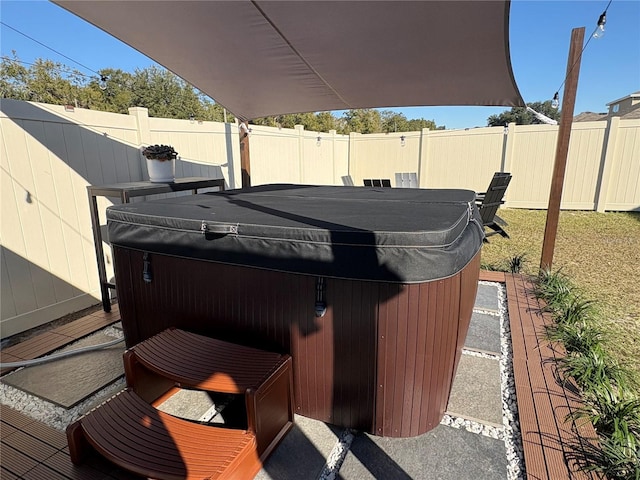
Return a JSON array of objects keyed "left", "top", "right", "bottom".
[{"left": 87, "top": 177, "right": 225, "bottom": 312}]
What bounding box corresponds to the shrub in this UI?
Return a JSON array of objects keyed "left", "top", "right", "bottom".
[{"left": 535, "top": 268, "right": 640, "bottom": 480}]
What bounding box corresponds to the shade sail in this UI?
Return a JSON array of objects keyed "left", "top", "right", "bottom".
[{"left": 53, "top": 0, "right": 525, "bottom": 120}]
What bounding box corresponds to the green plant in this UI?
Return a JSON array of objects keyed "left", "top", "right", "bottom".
[
  {"left": 537, "top": 266, "right": 640, "bottom": 479},
  {"left": 546, "top": 320, "right": 604, "bottom": 357},
  {"left": 583, "top": 435, "right": 640, "bottom": 480},
  {"left": 558, "top": 349, "right": 627, "bottom": 393},
  {"left": 141, "top": 144, "right": 178, "bottom": 161},
  {"left": 535, "top": 268, "right": 575, "bottom": 314},
  {"left": 507, "top": 253, "right": 527, "bottom": 273},
  {"left": 554, "top": 297, "right": 598, "bottom": 325}
]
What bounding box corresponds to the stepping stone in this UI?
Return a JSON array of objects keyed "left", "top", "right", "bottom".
[
  {"left": 474, "top": 284, "right": 499, "bottom": 313},
  {"left": 464, "top": 311, "right": 501, "bottom": 355},
  {"left": 156, "top": 388, "right": 217, "bottom": 421},
  {"left": 2, "top": 332, "right": 124, "bottom": 408},
  {"left": 339, "top": 424, "right": 506, "bottom": 480},
  {"left": 446, "top": 355, "right": 502, "bottom": 426},
  {"left": 255, "top": 415, "right": 342, "bottom": 480}
]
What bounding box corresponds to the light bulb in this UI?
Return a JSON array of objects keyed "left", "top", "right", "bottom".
[
  {"left": 99, "top": 75, "right": 108, "bottom": 90},
  {"left": 593, "top": 12, "right": 606, "bottom": 39},
  {"left": 551, "top": 92, "right": 560, "bottom": 109}
]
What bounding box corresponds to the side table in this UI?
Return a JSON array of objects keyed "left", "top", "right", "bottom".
[{"left": 87, "top": 177, "right": 225, "bottom": 312}]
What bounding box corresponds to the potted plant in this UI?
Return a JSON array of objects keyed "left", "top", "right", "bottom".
[{"left": 141, "top": 144, "right": 177, "bottom": 182}]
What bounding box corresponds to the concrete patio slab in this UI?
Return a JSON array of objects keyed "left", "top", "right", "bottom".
[
  {"left": 446, "top": 354, "right": 502, "bottom": 426},
  {"left": 475, "top": 283, "right": 500, "bottom": 313},
  {"left": 464, "top": 311, "right": 501, "bottom": 354},
  {"left": 2, "top": 332, "right": 124, "bottom": 408},
  {"left": 339, "top": 424, "right": 507, "bottom": 480},
  {"left": 256, "top": 414, "right": 343, "bottom": 480}
]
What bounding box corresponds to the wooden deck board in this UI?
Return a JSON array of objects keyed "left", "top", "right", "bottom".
[{"left": 506, "top": 273, "right": 600, "bottom": 479}]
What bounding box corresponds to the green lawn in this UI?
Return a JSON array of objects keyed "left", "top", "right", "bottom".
[{"left": 480, "top": 209, "right": 640, "bottom": 381}]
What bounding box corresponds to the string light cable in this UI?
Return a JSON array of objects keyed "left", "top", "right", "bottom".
[{"left": 550, "top": 0, "right": 612, "bottom": 108}]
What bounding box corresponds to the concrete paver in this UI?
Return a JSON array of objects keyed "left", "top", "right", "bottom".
[
  {"left": 446, "top": 354, "right": 503, "bottom": 426},
  {"left": 475, "top": 284, "right": 500, "bottom": 313},
  {"left": 256, "top": 415, "right": 343, "bottom": 480},
  {"left": 2, "top": 332, "right": 124, "bottom": 408},
  {"left": 339, "top": 424, "right": 507, "bottom": 480},
  {"left": 464, "top": 311, "right": 501, "bottom": 354}
]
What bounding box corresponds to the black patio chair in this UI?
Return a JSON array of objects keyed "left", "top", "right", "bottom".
[
  {"left": 363, "top": 179, "right": 391, "bottom": 187},
  {"left": 476, "top": 172, "right": 512, "bottom": 240}
]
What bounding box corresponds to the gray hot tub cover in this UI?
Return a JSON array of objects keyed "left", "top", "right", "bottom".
[{"left": 106, "top": 184, "right": 484, "bottom": 283}]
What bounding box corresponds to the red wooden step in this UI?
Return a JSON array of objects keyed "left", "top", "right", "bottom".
[
  {"left": 67, "top": 388, "right": 261, "bottom": 480},
  {"left": 123, "top": 327, "right": 294, "bottom": 461},
  {"left": 125, "top": 327, "right": 287, "bottom": 393}
]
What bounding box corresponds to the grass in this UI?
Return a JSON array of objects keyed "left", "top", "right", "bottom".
[{"left": 481, "top": 209, "right": 640, "bottom": 383}]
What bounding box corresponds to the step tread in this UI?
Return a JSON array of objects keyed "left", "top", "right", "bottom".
[
  {"left": 71, "top": 388, "right": 259, "bottom": 480},
  {"left": 131, "top": 328, "right": 286, "bottom": 393}
]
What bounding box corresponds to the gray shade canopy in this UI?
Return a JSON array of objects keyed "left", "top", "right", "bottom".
[{"left": 54, "top": 0, "right": 524, "bottom": 120}]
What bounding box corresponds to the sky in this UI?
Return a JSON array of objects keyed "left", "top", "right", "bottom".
[{"left": 1, "top": 0, "right": 639, "bottom": 130}]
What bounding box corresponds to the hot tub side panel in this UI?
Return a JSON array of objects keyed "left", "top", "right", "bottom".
[
  {"left": 113, "top": 246, "right": 378, "bottom": 432},
  {"left": 113, "top": 247, "right": 480, "bottom": 437},
  {"left": 373, "top": 252, "right": 480, "bottom": 438}
]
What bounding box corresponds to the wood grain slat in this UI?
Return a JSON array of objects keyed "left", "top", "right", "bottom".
[
  {"left": 2, "top": 430, "right": 58, "bottom": 462},
  {"left": 1, "top": 405, "right": 36, "bottom": 429},
  {"left": 69, "top": 388, "right": 260, "bottom": 480},
  {"left": 1, "top": 466, "right": 21, "bottom": 480},
  {"left": 20, "top": 421, "right": 69, "bottom": 450},
  {"left": 45, "top": 451, "right": 111, "bottom": 480},
  {"left": 478, "top": 270, "right": 506, "bottom": 283},
  {"left": 1, "top": 422, "right": 18, "bottom": 439},
  {"left": 2, "top": 333, "right": 70, "bottom": 360},
  {"left": 19, "top": 464, "right": 72, "bottom": 480},
  {"left": 0, "top": 444, "right": 40, "bottom": 476},
  {"left": 51, "top": 315, "right": 118, "bottom": 339}
]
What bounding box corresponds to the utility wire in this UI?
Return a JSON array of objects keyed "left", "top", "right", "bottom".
[
  {"left": 1, "top": 21, "right": 101, "bottom": 76},
  {"left": 0, "top": 55, "right": 95, "bottom": 80}
]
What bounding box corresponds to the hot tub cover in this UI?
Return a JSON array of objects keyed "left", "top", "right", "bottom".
[{"left": 106, "top": 184, "right": 484, "bottom": 283}]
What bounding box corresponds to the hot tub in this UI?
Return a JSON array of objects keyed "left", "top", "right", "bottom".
[{"left": 107, "top": 184, "right": 484, "bottom": 437}]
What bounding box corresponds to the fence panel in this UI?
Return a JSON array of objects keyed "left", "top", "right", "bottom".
[
  {"left": 605, "top": 119, "right": 640, "bottom": 211},
  {"left": 1, "top": 99, "right": 639, "bottom": 339},
  {"left": 350, "top": 133, "right": 420, "bottom": 186},
  {"left": 422, "top": 127, "right": 504, "bottom": 191}
]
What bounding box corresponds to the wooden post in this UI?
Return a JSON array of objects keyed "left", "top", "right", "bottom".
[
  {"left": 239, "top": 121, "right": 251, "bottom": 187},
  {"left": 540, "top": 27, "right": 585, "bottom": 271}
]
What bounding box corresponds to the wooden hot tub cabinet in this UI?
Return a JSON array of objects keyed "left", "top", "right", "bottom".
[{"left": 108, "top": 185, "right": 484, "bottom": 437}]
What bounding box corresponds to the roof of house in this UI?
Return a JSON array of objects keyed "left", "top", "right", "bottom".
[
  {"left": 573, "top": 112, "right": 608, "bottom": 122},
  {"left": 606, "top": 91, "right": 640, "bottom": 106}
]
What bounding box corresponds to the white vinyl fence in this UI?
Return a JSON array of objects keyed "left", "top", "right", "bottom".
[{"left": 1, "top": 99, "right": 638, "bottom": 337}]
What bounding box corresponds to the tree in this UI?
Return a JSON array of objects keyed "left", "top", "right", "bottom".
[
  {"left": 0, "top": 53, "right": 91, "bottom": 107},
  {"left": 2, "top": 54, "right": 448, "bottom": 131},
  {"left": 487, "top": 101, "right": 561, "bottom": 126},
  {"left": 380, "top": 110, "right": 439, "bottom": 132},
  {"left": 0, "top": 54, "right": 234, "bottom": 122}
]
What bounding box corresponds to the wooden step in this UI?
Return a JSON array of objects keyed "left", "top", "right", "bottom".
[
  {"left": 123, "top": 327, "right": 294, "bottom": 460},
  {"left": 124, "top": 327, "right": 286, "bottom": 393},
  {"left": 67, "top": 388, "right": 261, "bottom": 480}
]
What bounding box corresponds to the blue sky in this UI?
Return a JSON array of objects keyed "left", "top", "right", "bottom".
[{"left": 1, "top": 0, "right": 639, "bottom": 129}]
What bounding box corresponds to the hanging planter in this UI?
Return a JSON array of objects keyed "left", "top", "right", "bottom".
[{"left": 141, "top": 144, "right": 178, "bottom": 183}]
